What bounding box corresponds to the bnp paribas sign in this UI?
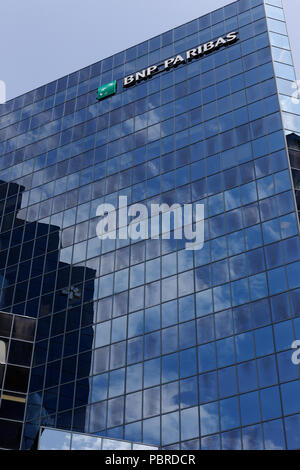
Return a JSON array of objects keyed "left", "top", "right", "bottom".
[
  {"left": 97, "top": 31, "right": 238, "bottom": 100},
  {"left": 123, "top": 31, "right": 238, "bottom": 87}
]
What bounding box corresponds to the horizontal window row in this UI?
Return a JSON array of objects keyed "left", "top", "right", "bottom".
[
  {"left": 25, "top": 378, "right": 300, "bottom": 447},
  {"left": 1, "top": 217, "right": 298, "bottom": 285},
  {"left": 25, "top": 370, "right": 300, "bottom": 429},
  {"left": 0, "top": 94, "right": 282, "bottom": 197},
  {"left": 31, "top": 296, "right": 300, "bottom": 368},
  {"left": 29, "top": 316, "right": 300, "bottom": 390},
  {"left": 0, "top": 130, "right": 288, "bottom": 223},
  {"left": 20, "top": 414, "right": 300, "bottom": 450}
]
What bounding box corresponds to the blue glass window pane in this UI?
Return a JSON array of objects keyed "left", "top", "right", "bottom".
[
  {"left": 218, "top": 366, "right": 237, "bottom": 398},
  {"left": 281, "top": 380, "right": 300, "bottom": 415},
  {"left": 180, "top": 348, "right": 197, "bottom": 378},
  {"left": 200, "top": 402, "right": 219, "bottom": 435},
  {"left": 162, "top": 353, "right": 178, "bottom": 383},
  {"left": 238, "top": 361, "right": 258, "bottom": 393},
  {"left": 144, "top": 358, "right": 161, "bottom": 387},
  {"left": 181, "top": 407, "right": 199, "bottom": 441},
  {"left": 180, "top": 376, "right": 198, "bottom": 408},
  {"left": 263, "top": 419, "right": 285, "bottom": 450},
  {"left": 242, "top": 424, "right": 263, "bottom": 450},
  {"left": 179, "top": 295, "right": 195, "bottom": 322},
  {"left": 220, "top": 396, "right": 240, "bottom": 431},
  {"left": 260, "top": 386, "right": 282, "bottom": 420},
  {"left": 162, "top": 412, "right": 179, "bottom": 445},
  {"left": 285, "top": 414, "right": 300, "bottom": 450},
  {"left": 254, "top": 327, "right": 274, "bottom": 356},
  {"left": 240, "top": 391, "right": 260, "bottom": 426},
  {"left": 216, "top": 337, "right": 235, "bottom": 367},
  {"left": 257, "top": 355, "right": 278, "bottom": 387},
  {"left": 196, "top": 290, "right": 213, "bottom": 317}
]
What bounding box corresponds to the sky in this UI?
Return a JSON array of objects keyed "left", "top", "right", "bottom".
[{"left": 1, "top": 0, "right": 299, "bottom": 101}]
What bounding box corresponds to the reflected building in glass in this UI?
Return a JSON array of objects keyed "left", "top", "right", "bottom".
[
  {"left": 0, "top": 0, "right": 300, "bottom": 450},
  {"left": 0, "top": 312, "right": 36, "bottom": 449}
]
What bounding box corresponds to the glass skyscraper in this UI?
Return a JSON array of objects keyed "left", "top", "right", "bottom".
[{"left": 0, "top": 0, "right": 300, "bottom": 451}]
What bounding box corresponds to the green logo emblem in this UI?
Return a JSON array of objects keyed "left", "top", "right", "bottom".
[{"left": 97, "top": 80, "right": 117, "bottom": 101}]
